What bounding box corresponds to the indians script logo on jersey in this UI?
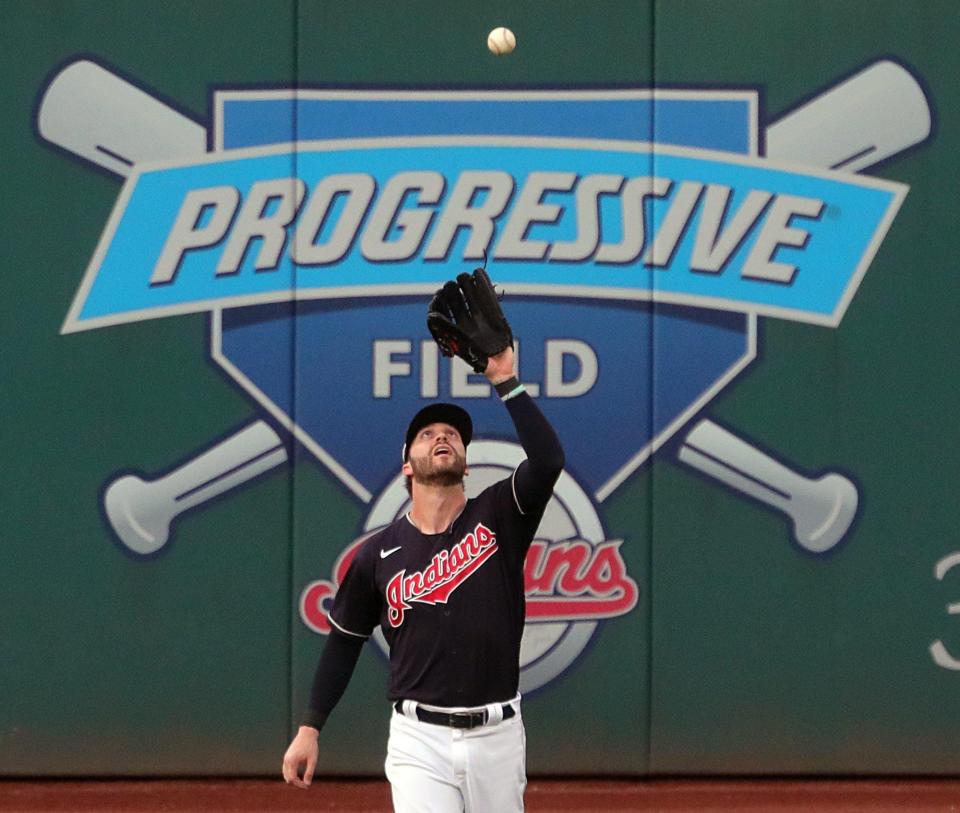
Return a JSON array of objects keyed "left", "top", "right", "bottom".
[
  {"left": 38, "top": 57, "right": 931, "bottom": 692},
  {"left": 386, "top": 523, "right": 498, "bottom": 627},
  {"left": 305, "top": 498, "right": 638, "bottom": 638}
]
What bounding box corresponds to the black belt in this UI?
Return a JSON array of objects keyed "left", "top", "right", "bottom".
[{"left": 394, "top": 700, "right": 515, "bottom": 729}]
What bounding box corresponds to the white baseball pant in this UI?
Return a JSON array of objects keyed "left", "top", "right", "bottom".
[{"left": 385, "top": 697, "right": 526, "bottom": 812}]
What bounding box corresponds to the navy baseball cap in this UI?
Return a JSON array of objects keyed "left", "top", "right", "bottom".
[{"left": 403, "top": 403, "right": 473, "bottom": 460}]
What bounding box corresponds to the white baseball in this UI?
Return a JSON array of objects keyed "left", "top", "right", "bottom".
[{"left": 487, "top": 26, "right": 516, "bottom": 55}]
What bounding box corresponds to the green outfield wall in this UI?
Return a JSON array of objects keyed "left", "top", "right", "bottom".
[{"left": 2, "top": 0, "right": 959, "bottom": 777}]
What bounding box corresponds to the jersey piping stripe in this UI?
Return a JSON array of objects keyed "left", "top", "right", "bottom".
[
  {"left": 510, "top": 468, "right": 527, "bottom": 516},
  {"left": 404, "top": 505, "right": 468, "bottom": 533},
  {"left": 327, "top": 613, "right": 370, "bottom": 639}
]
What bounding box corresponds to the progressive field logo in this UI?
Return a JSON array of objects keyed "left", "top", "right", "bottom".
[{"left": 37, "top": 57, "right": 931, "bottom": 692}]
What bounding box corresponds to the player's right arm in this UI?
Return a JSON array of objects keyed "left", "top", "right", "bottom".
[
  {"left": 282, "top": 628, "right": 366, "bottom": 788},
  {"left": 282, "top": 538, "right": 382, "bottom": 789}
]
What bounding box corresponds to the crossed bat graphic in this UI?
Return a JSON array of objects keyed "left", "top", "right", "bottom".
[{"left": 37, "top": 59, "right": 930, "bottom": 558}]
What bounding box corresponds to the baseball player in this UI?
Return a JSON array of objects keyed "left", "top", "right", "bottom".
[{"left": 282, "top": 268, "right": 564, "bottom": 812}]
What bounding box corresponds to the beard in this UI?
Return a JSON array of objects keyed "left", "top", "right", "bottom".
[{"left": 408, "top": 450, "right": 467, "bottom": 488}]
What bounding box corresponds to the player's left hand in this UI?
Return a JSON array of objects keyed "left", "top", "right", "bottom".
[
  {"left": 427, "top": 268, "right": 514, "bottom": 375},
  {"left": 484, "top": 345, "right": 516, "bottom": 384}
]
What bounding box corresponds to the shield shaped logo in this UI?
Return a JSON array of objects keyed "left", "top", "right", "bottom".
[
  {"left": 213, "top": 90, "right": 758, "bottom": 501},
  {"left": 215, "top": 90, "right": 753, "bottom": 691}
]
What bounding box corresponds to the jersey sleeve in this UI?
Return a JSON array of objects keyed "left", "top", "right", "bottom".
[
  {"left": 479, "top": 390, "right": 565, "bottom": 562},
  {"left": 327, "top": 541, "right": 382, "bottom": 638},
  {"left": 302, "top": 628, "right": 366, "bottom": 731},
  {"left": 501, "top": 390, "right": 565, "bottom": 515}
]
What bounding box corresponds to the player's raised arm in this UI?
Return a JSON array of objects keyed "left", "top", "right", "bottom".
[
  {"left": 427, "top": 268, "right": 564, "bottom": 511},
  {"left": 489, "top": 350, "right": 565, "bottom": 512}
]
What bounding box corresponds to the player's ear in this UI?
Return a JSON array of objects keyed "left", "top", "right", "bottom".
[{"left": 402, "top": 460, "right": 414, "bottom": 477}]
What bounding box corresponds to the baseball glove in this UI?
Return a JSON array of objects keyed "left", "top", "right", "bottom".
[{"left": 427, "top": 268, "right": 513, "bottom": 374}]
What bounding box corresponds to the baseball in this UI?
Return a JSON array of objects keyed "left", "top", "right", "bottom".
[{"left": 487, "top": 26, "right": 516, "bottom": 56}]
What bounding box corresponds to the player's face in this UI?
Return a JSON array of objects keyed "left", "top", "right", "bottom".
[{"left": 406, "top": 422, "right": 467, "bottom": 486}]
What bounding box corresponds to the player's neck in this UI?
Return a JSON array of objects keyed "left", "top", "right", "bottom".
[{"left": 408, "top": 485, "right": 467, "bottom": 535}]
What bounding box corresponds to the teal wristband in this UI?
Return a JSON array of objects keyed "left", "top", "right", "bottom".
[{"left": 494, "top": 376, "right": 525, "bottom": 401}]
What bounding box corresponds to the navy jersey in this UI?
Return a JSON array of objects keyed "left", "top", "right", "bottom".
[
  {"left": 326, "top": 392, "right": 562, "bottom": 708},
  {"left": 329, "top": 474, "right": 544, "bottom": 707}
]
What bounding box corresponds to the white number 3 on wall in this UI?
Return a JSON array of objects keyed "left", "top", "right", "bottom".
[{"left": 931, "top": 552, "right": 960, "bottom": 670}]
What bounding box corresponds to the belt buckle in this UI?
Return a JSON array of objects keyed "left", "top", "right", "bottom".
[{"left": 450, "top": 710, "right": 485, "bottom": 729}]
